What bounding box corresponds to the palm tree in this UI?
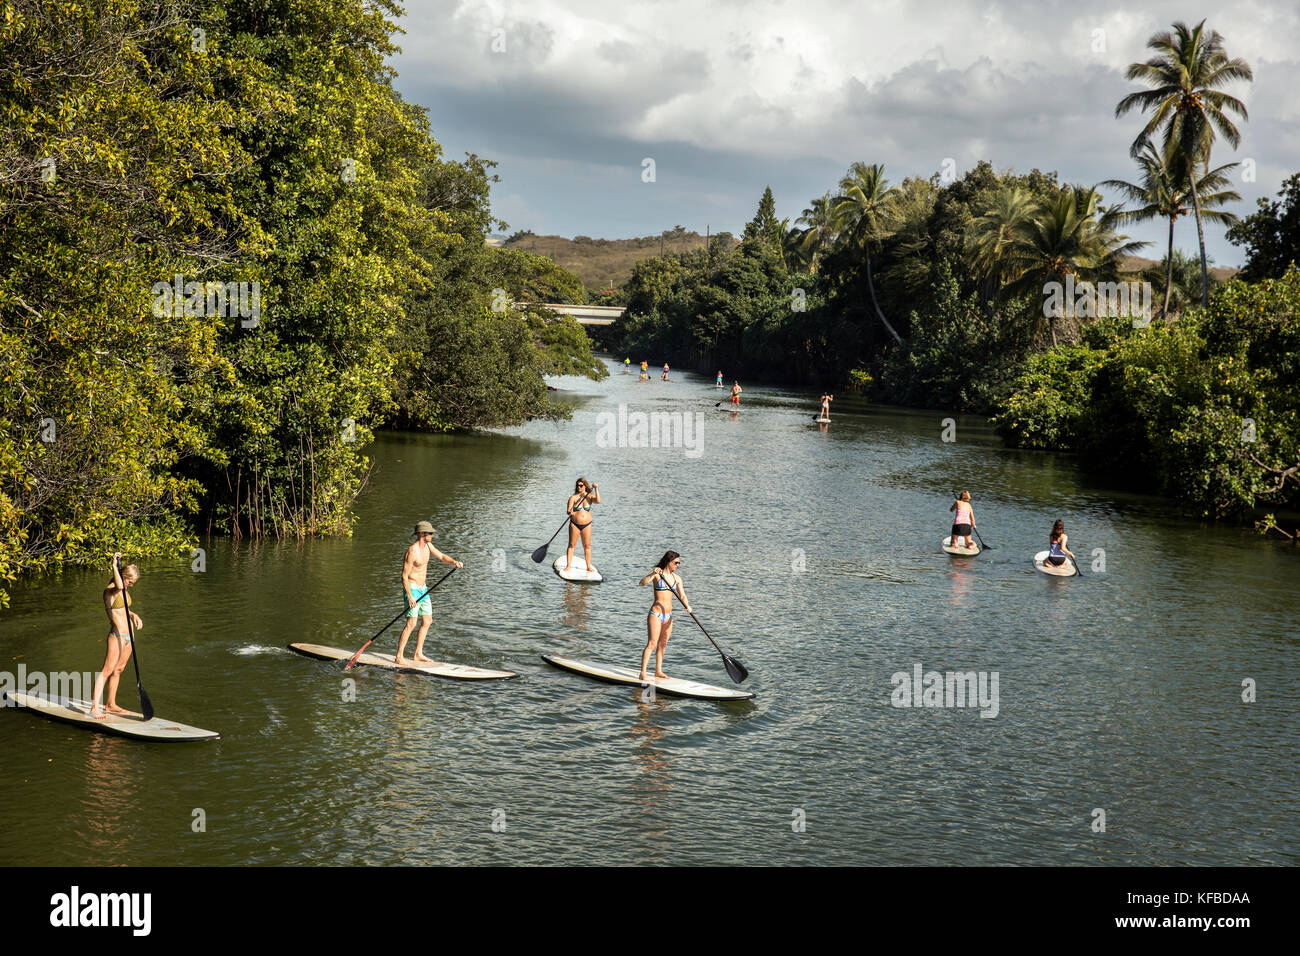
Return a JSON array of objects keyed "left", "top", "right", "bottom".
[
  {"left": 776, "top": 217, "right": 811, "bottom": 274},
  {"left": 796, "top": 193, "right": 837, "bottom": 272},
  {"left": 1141, "top": 249, "right": 1218, "bottom": 317},
  {"left": 1000, "top": 186, "right": 1147, "bottom": 346},
  {"left": 831, "top": 163, "right": 902, "bottom": 343},
  {"left": 966, "top": 187, "right": 1037, "bottom": 312},
  {"left": 1102, "top": 136, "right": 1239, "bottom": 316},
  {"left": 1116, "top": 20, "right": 1253, "bottom": 307}
]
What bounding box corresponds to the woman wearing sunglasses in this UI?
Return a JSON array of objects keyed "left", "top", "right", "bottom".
[{"left": 638, "top": 551, "right": 691, "bottom": 680}]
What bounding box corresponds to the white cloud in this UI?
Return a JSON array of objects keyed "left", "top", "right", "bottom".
[{"left": 395, "top": 0, "right": 1300, "bottom": 261}]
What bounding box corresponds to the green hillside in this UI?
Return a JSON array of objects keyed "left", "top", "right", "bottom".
[{"left": 504, "top": 227, "right": 737, "bottom": 293}]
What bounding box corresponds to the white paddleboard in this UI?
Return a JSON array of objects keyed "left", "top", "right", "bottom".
[
  {"left": 2, "top": 690, "right": 219, "bottom": 742},
  {"left": 1032, "top": 550, "right": 1077, "bottom": 576},
  {"left": 942, "top": 537, "right": 980, "bottom": 556},
  {"left": 541, "top": 654, "right": 755, "bottom": 701},
  {"left": 553, "top": 554, "right": 603, "bottom": 583},
  {"left": 288, "top": 643, "right": 518, "bottom": 680},
  {"left": 814, "top": 418, "right": 831, "bottom": 424}
]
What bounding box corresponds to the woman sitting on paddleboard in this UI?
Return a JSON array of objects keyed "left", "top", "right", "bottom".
[
  {"left": 563, "top": 477, "right": 601, "bottom": 576},
  {"left": 949, "top": 491, "right": 976, "bottom": 551},
  {"left": 89, "top": 554, "right": 142, "bottom": 719},
  {"left": 1046, "top": 520, "right": 1076, "bottom": 569},
  {"left": 639, "top": 551, "right": 691, "bottom": 681},
  {"left": 730, "top": 381, "right": 742, "bottom": 408}
]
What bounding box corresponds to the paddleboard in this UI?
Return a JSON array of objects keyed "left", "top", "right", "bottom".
[
  {"left": 288, "top": 643, "right": 518, "bottom": 680},
  {"left": 2, "top": 690, "right": 219, "bottom": 742},
  {"left": 1032, "top": 550, "right": 1077, "bottom": 576},
  {"left": 942, "top": 537, "right": 980, "bottom": 556},
  {"left": 814, "top": 417, "right": 831, "bottom": 424},
  {"left": 553, "top": 554, "right": 603, "bottom": 583},
  {"left": 541, "top": 654, "right": 755, "bottom": 701}
]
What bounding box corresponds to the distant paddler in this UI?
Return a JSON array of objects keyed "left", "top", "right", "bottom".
[
  {"left": 639, "top": 551, "right": 691, "bottom": 681},
  {"left": 624, "top": 357, "right": 631, "bottom": 373},
  {"left": 716, "top": 370, "right": 724, "bottom": 388},
  {"left": 89, "top": 553, "right": 142, "bottom": 719},
  {"left": 730, "top": 381, "right": 742, "bottom": 409},
  {"left": 396, "top": 520, "right": 463, "bottom": 665},
  {"left": 661, "top": 362, "right": 670, "bottom": 381},
  {"left": 948, "top": 491, "right": 976, "bottom": 551},
  {"left": 640, "top": 360, "right": 649, "bottom": 381},
  {"left": 818, "top": 392, "right": 833, "bottom": 421},
  {"left": 562, "top": 477, "right": 601, "bottom": 577}
]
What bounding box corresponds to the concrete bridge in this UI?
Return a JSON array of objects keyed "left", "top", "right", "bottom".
[{"left": 529, "top": 303, "right": 626, "bottom": 326}]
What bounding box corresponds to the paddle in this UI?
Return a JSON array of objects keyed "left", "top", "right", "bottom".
[
  {"left": 344, "top": 566, "right": 457, "bottom": 670},
  {"left": 531, "top": 488, "right": 592, "bottom": 563},
  {"left": 668, "top": 578, "right": 748, "bottom": 684},
  {"left": 117, "top": 556, "right": 154, "bottom": 720}
]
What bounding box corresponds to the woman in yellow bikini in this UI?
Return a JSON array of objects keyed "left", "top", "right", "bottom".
[
  {"left": 638, "top": 551, "right": 691, "bottom": 680},
  {"left": 89, "top": 553, "right": 142, "bottom": 719},
  {"left": 563, "top": 477, "right": 601, "bottom": 576}
]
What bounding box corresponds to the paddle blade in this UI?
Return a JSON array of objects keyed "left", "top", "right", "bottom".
[
  {"left": 722, "top": 654, "right": 749, "bottom": 684},
  {"left": 531, "top": 543, "right": 549, "bottom": 563},
  {"left": 344, "top": 640, "right": 373, "bottom": 670},
  {"left": 138, "top": 684, "right": 155, "bottom": 721}
]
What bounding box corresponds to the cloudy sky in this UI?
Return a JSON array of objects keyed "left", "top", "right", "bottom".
[{"left": 390, "top": 0, "right": 1300, "bottom": 267}]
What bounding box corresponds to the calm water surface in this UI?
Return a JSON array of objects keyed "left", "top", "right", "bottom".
[{"left": 2, "top": 359, "right": 1297, "bottom": 865}]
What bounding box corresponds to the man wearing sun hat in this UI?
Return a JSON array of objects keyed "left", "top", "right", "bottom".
[{"left": 396, "top": 520, "right": 464, "bottom": 665}]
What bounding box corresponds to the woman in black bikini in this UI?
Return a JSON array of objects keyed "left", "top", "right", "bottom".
[
  {"left": 638, "top": 551, "right": 691, "bottom": 680},
  {"left": 562, "top": 477, "right": 601, "bottom": 575}
]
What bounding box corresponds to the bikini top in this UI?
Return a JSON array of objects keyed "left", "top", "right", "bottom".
[
  {"left": 109, "top": 590, "right": 132, "bottom": 609},
  {"left": 653, "top": 572, "right": 676, "bottom": 591},
  {"left": 573, "top": 499, "right": 591, "bottom": 511}
]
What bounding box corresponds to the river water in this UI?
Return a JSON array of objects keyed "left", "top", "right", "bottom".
[{"left": 2, "top": 358, "right": 1297, "bottom": 865}]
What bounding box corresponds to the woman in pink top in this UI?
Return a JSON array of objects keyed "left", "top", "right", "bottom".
[{"left": 949, "top": 491, "right": 976, "bottom": 550}]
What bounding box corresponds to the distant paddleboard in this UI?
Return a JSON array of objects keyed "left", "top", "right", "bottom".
[
  {"left": 553, "top": 555, "right": 603, "bottom": 583},
  {"left": 541, "top": 654, "right": 754, "bottom": 701},
  {"left": 813, "top": 417, "right": 831, "bottom": 424},
  {"left": 2, "top": 690, "right": 219, "bottom": 742},
  {"left": 942, "top": 538, "right": 980, "bottom": 556},
  {"left": 1032, "top": 550, "right": 1077, "bottom": 576},
  {"left": 288, "top": 643, "right": 517, "bottom": 680}
]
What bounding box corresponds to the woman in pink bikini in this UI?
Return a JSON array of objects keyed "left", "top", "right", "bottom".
[{"left": 948, "top": 491, "right": 976, "bottom": 551}]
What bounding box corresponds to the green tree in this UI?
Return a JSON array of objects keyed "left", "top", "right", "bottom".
[
  {"left": 743, "top": 186, "right": 782, "bottom": 249},
  {"left": 1117, "top": 19, "right": 1253, "bottom": 307},
  {"left": 1226, "top": 172, "right": 1300, "bottom": 280},
  {"left": 831, "top": 163, "right": 903, "bottom": 343},
  {"left": 1102, "top": 137, "right": 1238, "bottom": 317}
]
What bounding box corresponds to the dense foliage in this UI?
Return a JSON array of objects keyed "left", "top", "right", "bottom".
[
  {"left": 994, "top": 270, "right": 1300, "bottom": 517},
  {"left": 1226, "top": 172, "right": 1300, "bottom": 281},
  {"left": 0, "top": 0, "right": 599, "bottom": 604}
]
